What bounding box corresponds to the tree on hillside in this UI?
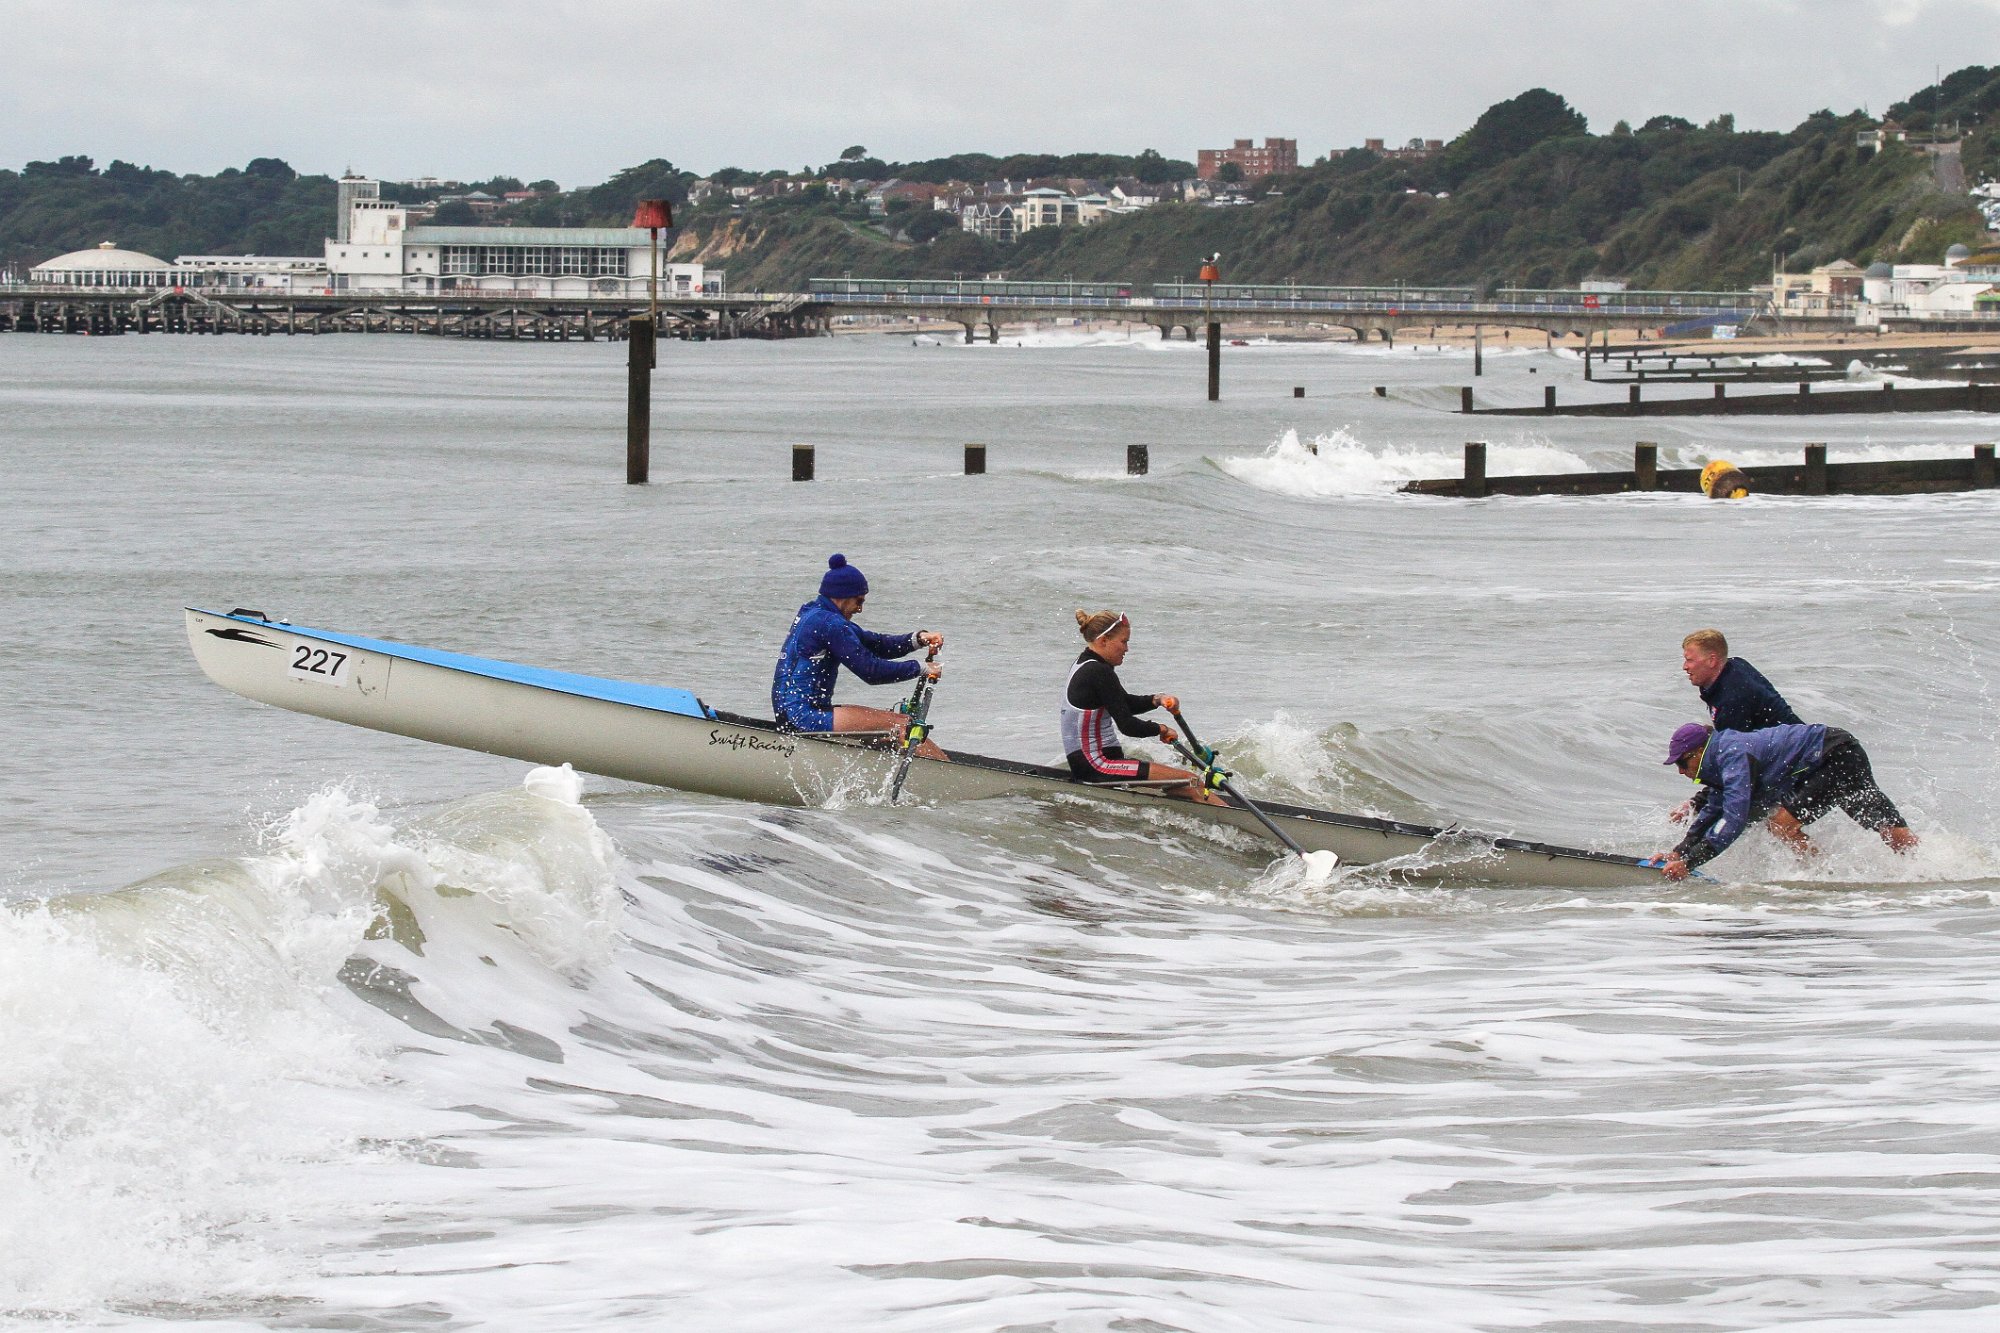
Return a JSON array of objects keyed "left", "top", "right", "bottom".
[
  {"left": 840, "top": 145, "right": 868, "bottom": 161},
  {"left": 1436, "top": 88, "right": 1589, "bottom": 187},
  {"left": 903, "top": 209, "right": 958, "bottom": 244},
  {"left": 1133, "top": 148, "right": 1178, "bottom": 183}
]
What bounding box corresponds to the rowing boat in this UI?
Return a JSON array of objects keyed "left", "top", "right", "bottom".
[{"left": 184, "top": 607, "right": 1671, "bottom": 890}]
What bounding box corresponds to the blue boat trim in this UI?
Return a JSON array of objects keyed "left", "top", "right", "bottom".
[{"left": 198, "top": 608, "right": 713, "bottom": 720}]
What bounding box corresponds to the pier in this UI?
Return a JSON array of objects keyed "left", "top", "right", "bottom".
[
  {"left": 0, "top": 286, "right": 822, "bottom": 340},
  {"left": 2, "top": 278, "right": 1855, "bottom": 345}
]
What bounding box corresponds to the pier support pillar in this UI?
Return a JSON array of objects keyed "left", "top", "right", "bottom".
[
  {"left": 986, "top": 322, "right": 999, "bottom": 344},
  {"left": 626, "top": 317, "right": 654, "bottom": 484},
  {"left": 1206, "top": 322, "right": 1220, "bottom": 401},
  {"left": 962, "top": 323, "right": 976, "bottom": 344}
]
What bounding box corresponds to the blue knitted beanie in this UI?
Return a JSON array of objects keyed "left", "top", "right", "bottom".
[{"left": 819, "top": 553, "right": 869, "bottom": 599}]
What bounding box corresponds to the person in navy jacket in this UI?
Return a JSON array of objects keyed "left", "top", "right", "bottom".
[
  {"left": 1658, "top": 722, "right": 1917, "bottom": 880},
  {"left": 1681, "top": 628, "right": 1801, "bottom": 732},
  {"left": 772, "top": 554, "right": 946, "bottom": 758},
  {"left": 1672, "top": 628, "right": 1805, "bottom": 828}
]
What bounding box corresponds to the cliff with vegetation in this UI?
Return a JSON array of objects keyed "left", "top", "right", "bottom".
[{"left": 5, "top": 68, "right": 1996, "bottom": 291}]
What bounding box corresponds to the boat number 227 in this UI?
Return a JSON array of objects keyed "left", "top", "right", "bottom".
[{"left": 288, "top": 644, "right": 350, "bottom": 687}]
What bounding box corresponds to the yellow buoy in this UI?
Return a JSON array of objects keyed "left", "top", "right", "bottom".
[{"left": 1700, "top": 458, "right": 1751, "bottom": 500}]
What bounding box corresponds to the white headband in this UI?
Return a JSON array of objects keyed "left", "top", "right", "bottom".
[{"left": 1090, "top": 613, "right": 1128, "bottom": 643}]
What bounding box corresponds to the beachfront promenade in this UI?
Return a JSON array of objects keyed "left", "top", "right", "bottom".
[{"left": 0, "top": 280, "right": 1863, "bottom": 342}]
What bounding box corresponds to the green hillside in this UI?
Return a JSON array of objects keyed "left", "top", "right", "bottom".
[{"left": 5, "top": 68, "right": 1994, "bottom": 291}]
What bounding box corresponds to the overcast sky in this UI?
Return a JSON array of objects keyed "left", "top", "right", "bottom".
[{"left": 3, "top": 0, "right": 1993, "bottom": 184}]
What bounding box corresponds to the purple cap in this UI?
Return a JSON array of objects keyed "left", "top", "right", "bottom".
[{"left": 1664, "top": 723, "right": 1711, "bottom": 765}]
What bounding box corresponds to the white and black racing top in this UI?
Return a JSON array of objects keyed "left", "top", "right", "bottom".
[{"left": 1060, "top": 650, "right": 1164, "bottom": 773}]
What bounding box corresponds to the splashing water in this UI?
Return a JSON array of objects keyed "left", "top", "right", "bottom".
[{"left": 1214, "top": 427, "right": 1592, "bottom": 497}]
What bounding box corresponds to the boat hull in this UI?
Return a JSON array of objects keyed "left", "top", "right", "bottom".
[{"left": 185, "top": 608, "right": 1672, "bottom": 890}]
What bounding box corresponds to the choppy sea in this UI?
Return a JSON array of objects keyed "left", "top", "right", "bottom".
[{"left": 6, "top": 325, "right": 2000, "bottom": 1330}]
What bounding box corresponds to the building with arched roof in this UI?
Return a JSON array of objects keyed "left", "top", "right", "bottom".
[{"left": 30, "top": 241, "right": 176, "bottom": 288}]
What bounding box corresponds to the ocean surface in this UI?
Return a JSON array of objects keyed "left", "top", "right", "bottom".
[{"left": 5, "top": 326, "right": 2000, "bottom": 1330}]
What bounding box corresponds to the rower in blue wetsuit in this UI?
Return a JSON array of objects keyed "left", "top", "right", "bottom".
[{"left": 772, "top": 554, "right": 947, "bottom": 759}]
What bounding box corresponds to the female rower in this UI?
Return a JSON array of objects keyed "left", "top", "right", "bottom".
[
  {"left": 773, "top": 554, "right": 947, "bottom": 759},
  {"left": 1061, "top": 609, "right": 1224, "bottom": 805}
]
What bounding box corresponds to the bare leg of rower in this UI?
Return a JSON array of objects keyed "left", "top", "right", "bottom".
[
  {"left": 1767, "top": 807, "right": 1819, "bottom": 859},
  {"left": 1149, "top": 762, "right": 1228, "bottom": 807},
  {"left": 832, "top": 704, "right": 950, "bottom": 761}
]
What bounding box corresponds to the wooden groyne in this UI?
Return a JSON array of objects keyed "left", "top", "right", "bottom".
[
  {"left": 1589, "top": 342, "right": 2000, "bottom": 385},
  {"left": 1459, "top": 382, "right": 2000, "bottom": 417},
  {"left": 1402, "top": 442, "right": 1999, "bottom": 498}
]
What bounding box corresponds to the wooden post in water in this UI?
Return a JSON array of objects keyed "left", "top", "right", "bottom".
[
  {"left": 1799, "top": 381, "right": 1812, "bottom": 402},
  {"left": 1473, "top": 325, "right": 1484, "bottom": 376},
  {"left": 1976, "top": 443, "right": 1996, "bottom": 488},
  {"left": 1293, "top": 386, "right": 1305, "bottom": 398},
  {"left": 1460, "top": 386, "right": 1474, "bottom": 414},
  {"left": 1804, "top": 443, "right": 1828, "bottom": 495},
  {"left": 1374, "top": 385, "right": 1387, "bottom": 397},
  {"left": 1544, "top": 385, "right": 1556, "bottom": 413},
  {"left": 792, "top": 444, "right": 815, "bottom": 481},
  {"left": 1461, "top": 442, "right": 1488, "bottom": 498},
  {"left": 1206, "top": 322, "right": 1221, "bottom": 401},
  {"left": 1714, "top": 383, "right": 1726, "bottom": 402},
  {"left": 964, "top": 443, "right": 986, "bottom": 475},
  {"left": 1628, "top": 384, "right": 1641, "bottom": 412},
  {"left": 1127, "top": 444, "right": 1149, "bottom": 475},
  {"left": 1584, "top": 331, "right": 1594, "bottom": 381},
  {"left": 1634, "top": 442, "right": 1657, "bottom": 491},
  {"left": 625, "top": 316, "right": 654, "bottom": 484}
]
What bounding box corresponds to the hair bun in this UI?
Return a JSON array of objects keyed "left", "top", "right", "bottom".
[
  {"left": 1073, "top": 608, "right": 1090, "bottom": 628},
  {"left": 828, "top": 553, "right": 847, "bottom": 569}
]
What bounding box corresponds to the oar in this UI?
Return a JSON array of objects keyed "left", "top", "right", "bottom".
[
  {"left": 1167, "top": 707, "right": 1335, "bottom": 874},
  {"left": 887, "top": 644, "right": 940, "bottom": 803}
]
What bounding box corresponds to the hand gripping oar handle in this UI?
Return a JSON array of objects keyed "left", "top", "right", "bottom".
[
  {"left": 1167, "top": 708, "right": 1310, "bottom": 859},
  {"left": 887, "top": 642, "right": 939, "bottom": 803}
]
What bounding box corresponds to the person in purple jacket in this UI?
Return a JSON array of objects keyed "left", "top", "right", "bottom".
[
  {"left": 1657, "top": 722, "right": 1918, "bottom": 880},
  {"left": 772, "top": 554, "right": 946, "bottom": 759}
]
